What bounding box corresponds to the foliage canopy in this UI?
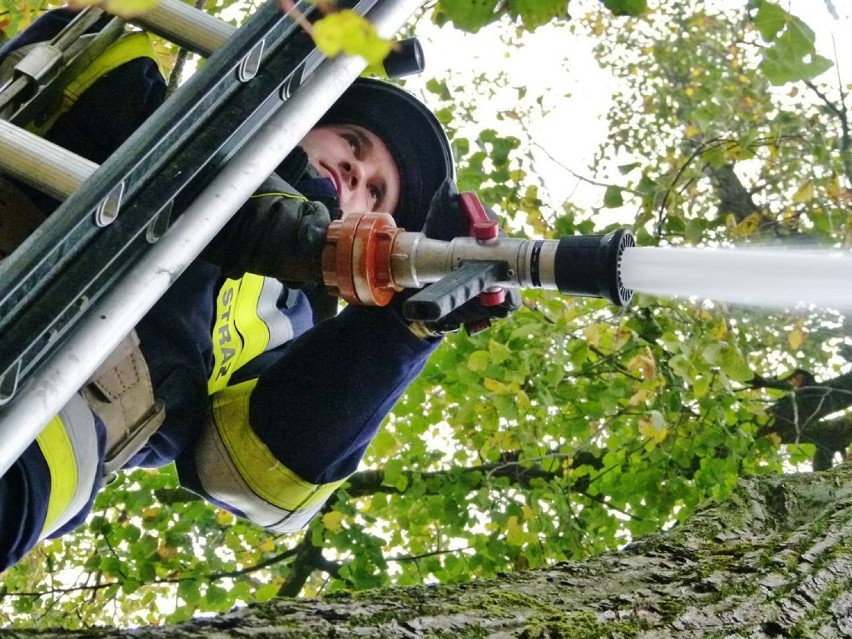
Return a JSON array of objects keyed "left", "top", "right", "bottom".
[{"left": 1, "top": 0, "right": 851, "bottom": 629}]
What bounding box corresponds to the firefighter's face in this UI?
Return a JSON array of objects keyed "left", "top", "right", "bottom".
[{"left": 299, "top": 124, "right": 401, "bottom": 217}]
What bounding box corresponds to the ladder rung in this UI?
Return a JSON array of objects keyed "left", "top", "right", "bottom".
[
  {"left": 132, "top": 0, "right": 236, "bottom": 57},
  {"left": 0, "top": 120, "right": 96, "bottom": 202}
]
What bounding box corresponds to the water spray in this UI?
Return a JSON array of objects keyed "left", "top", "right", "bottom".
[{"left": 621, "top": 246, "right": 852, "bottom": 311}]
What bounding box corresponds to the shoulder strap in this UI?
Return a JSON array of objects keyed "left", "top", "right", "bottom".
[{"left": 30, "top": 30, "right": 165, "bottom": 135}]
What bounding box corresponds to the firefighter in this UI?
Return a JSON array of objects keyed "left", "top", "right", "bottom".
[{"left": 0, "top": 9, "right": 520, "bottom": 571}]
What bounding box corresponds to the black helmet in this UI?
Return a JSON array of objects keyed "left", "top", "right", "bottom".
[{"left": 319, "top": 78, "right": 454, "bottom": 232}]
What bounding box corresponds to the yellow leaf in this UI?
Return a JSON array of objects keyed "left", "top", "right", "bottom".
[
  {"left": 258, "top": 537, "right": 276, "bottom": 553},
  {"left": 157, "top": 542, "right": 178, "bottom": 560},
  {"left": 729, "top": 212, "right": 761, "bottom": 237},
  {"left": 313, "top": 11, "right": 392, "bottom": 65},
  {"left": 710, "top": 319, "right": 728, "bottom": 340},
  {"left": 322, "top": 511, "right": 345, "bottom": 533},
  {"left": 686, "top": 125, "right": 701, "bottom": 137},
  {"left": 483, "top": 378, "right": 510, "bottom": 394},
  {"left": 627, "top": 389, "right": 652, "bottom": 406},
  {"left": 215, "top": 509, "right": 234, "bottom": 525},
  {"left": 725, "top": 213, "right": 738, "bottom": 231},
  {"left": 485, "top": 430, "right": 519, "bottom": 453},
  {"left": 506, "top": 516, "right": 527, "bottom": 547},
  {"left": 827, "top": 175, "right": 841, "bottom": 201},
  {"left": 787, "top": 329, "right": 805, "bottom": 350},
  {"left": 793, "top": 181, "right": 814, "bottom": 204},
  {"left": 626, "top": 348, "right": 657, "bottom": 379},
  {"left": 637, "top": 410, "right": 668, "bottom": 444},
  {"left": 584, "top": 323, "right": 600, "bottom": 348}
]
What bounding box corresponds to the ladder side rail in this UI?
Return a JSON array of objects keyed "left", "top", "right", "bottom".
[
  {"left": 0, "top": 0, "right": 427, "bottom": 480},
  {"left": 0, "top": 0, "right": 310, "bottom": 318}
]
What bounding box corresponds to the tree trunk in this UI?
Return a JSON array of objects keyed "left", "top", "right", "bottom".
[{"left": 8, "top": 465, "right": 852, "bottom": 638}]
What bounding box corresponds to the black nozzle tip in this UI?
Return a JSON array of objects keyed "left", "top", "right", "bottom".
[
  {"left": 606, "top": 229, "right": 635, "bottom": 306},
  {"left": 554, "top": 228, "right": 635, "bottom": 306},
  {"left": 383, "top": 39, "right": 425, "bottom": 79}
]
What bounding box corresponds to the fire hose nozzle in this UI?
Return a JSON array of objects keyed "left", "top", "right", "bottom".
[
  {"left": 551, "top": 229, "right": 634, "bottom": 306},
  {"left": 321, "top": 212, "right": 635, "bottom": 317}
]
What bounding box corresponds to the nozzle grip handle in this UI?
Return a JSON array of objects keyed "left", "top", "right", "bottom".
[{"left": 402, "top": 261, "right": 506, "bottom": 321}]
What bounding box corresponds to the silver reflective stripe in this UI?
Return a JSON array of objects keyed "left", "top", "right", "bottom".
[
  {"left": 257, "top": 277, "right": 293, "bottom": 350},
  {"left": 42, "top": 394, "right": 101, "bottom": 538},
  {"left": 194, "top": 415, "right": 323, "bottom": 533}
]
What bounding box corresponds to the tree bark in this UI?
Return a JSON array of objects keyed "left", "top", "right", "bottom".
[
  {"left": 7, "top": 465, "right": 852, "bottom": 638},
  {"left": 706, "top": 163, "right": 761, "bottom": 223}
]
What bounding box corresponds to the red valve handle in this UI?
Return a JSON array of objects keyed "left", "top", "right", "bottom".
[{"left": 459, "top": 192, "right": 505, "bottom": 309}]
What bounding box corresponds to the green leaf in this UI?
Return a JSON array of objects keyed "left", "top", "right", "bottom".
[
  {"left": 601, "top": 0, "right": 647, "bottom": 16},
  {"left": 255, "top": 582, "right": 280, "bottom": 602},
  {"left": 758, "top": 11, "right": 833, "bottom": 84},
  {"left": 205, "top": 584, "right": 230, "bottom": 608},
  {"left": 436, "top": 0, "right": 500, "bottom": 32},
  {"left": 120, "top": 578, "right": 140, "bottom": 595},
  {"left": 685, "top": 218, "right": 705, "bottom": 244},
  {"left": 177, "top": 579, "right": 201, "bottom": 605},
  {"left": 754, "top": 1, "right": 787, "bottom": 41},
  {"left": 382, "top": 459, "right": 408, "bottom": 492},
  {"left": 604, "top": 185, "right": 625, "bottom": 208},
  {"left": 760, "top": 48, "right": 832, "bottom": 84},
  {"left": 720, "top": 346, "right": 753, "bottom": 383},
  {"left": 487, "top": 340, "right": 512, "bottom": 365},
  {"left": 469, "top": 350, "right": 490, "bottom": 372},
  {"left": 508, "top": 0, "right": 567, "bottom": 29}
]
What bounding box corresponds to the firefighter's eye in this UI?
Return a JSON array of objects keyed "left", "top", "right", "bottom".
[
  {"left": 369, "top": 184, "right": 384, "bottom": 209},
  {"left": 342, "top": 132, "right": 362, "bottom": 157}
]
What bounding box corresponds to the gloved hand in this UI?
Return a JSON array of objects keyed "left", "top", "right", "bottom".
[
  {"left": 408, "top": 178, "right": 521, "bottom": 337},
  {"left": 206, "top": 173, "right": 333, "bottom": 284}
]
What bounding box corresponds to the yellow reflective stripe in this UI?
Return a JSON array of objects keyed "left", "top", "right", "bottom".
[
  {"left": 209, "top": 274, "right": 274, "bottom": 393},
  {"left": 249, "top": 192, "right": 307, "bottom": 201},
  {"left": 36, "top": 416, "right": 78, "bottom": 536},
  {"left": 211, "top": 379, "right": 345, "bottom": 511},
  {"left": 232, "top": 275, "right": 271, "bottom": 372},
  {"left": 31, "top": 32, "right": 165, "bottom": 135},
  {"left": 66, "top": 32, "right": 166, "bottom": 101}
]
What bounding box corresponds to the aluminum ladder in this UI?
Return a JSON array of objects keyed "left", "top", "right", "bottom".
[{"left": 0, "top": 0, "right": 426, "bottom": 476}]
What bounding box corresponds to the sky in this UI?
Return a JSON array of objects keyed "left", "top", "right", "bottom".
[{"left": 407, "top": 0, "right": 614, "bottom": 214}]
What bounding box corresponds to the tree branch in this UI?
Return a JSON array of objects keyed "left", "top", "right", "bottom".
[
  {"left": 276, "top": 535, "right": 341, "bottom": 598},
  {"left": 759, "top": 370, "right": 852, "bottom": 468},
  {"left": 804, "top": 78, "right": 852, "bottom": 185}
]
